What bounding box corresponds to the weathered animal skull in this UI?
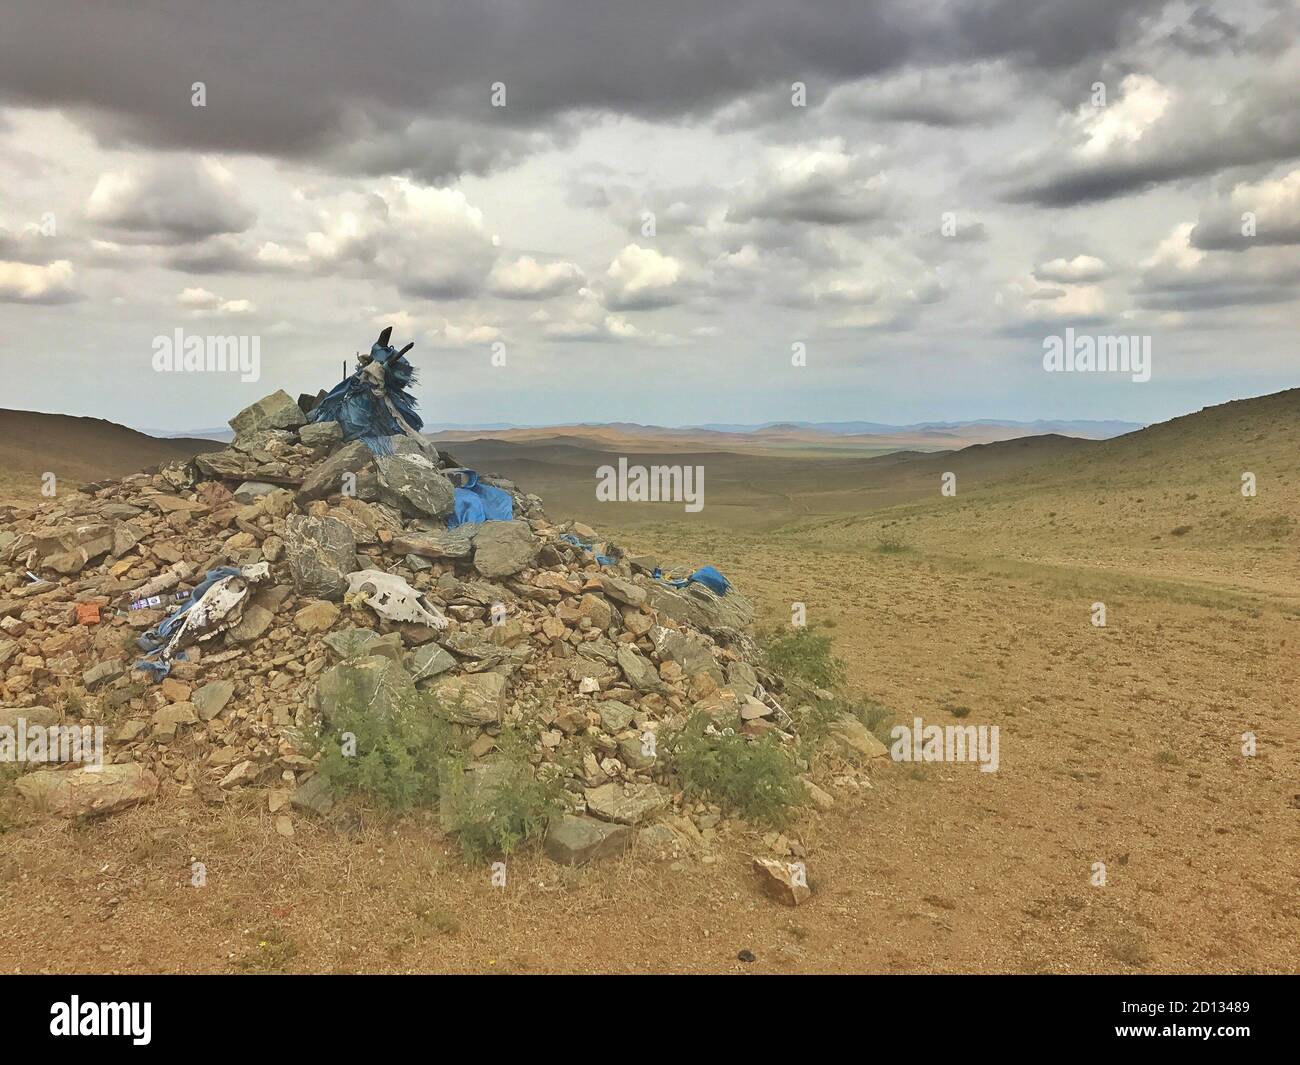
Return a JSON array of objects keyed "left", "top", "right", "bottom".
[{"left": 346, "top": 569, "right": 449, "bottom": 629}]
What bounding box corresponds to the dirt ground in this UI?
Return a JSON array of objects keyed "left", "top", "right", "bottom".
[
  {"left": 2, "top": 519, "right": 1295, "bottom": 974},
  {"left": 2, "top": 393, "right": 1296, "bottom": 973}
]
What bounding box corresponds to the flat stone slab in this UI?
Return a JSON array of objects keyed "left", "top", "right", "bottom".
[
  {"left": 584, "top": 782, "right": 669, "bottom": 825},
  {"left": 15, "top": 762, "right": 158, "bottom": 820},
  {"left": 544, "top": 814, "right": 632, "bottom": 865}
]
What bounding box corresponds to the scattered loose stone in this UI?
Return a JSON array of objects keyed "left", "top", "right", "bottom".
[{"left": 753, "top": 857, "right": 811, "bottom": 907}]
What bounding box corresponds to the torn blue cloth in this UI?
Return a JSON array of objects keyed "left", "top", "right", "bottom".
[
  {"left": 446, "top": 469, "right": 514, "bottom": 528},
  {"left": 560, "top": 533, "right": 615, "bottom": 566},
  {"left": 653, "top": 564, "right": 731, "bottom": 596},
  {"left": 308, "top": 335, "right": 423, "bottom": 455}
]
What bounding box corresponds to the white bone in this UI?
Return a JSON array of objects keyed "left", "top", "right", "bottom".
[{"left": 345, "top": 569, "right": 449, "bottom": 629}]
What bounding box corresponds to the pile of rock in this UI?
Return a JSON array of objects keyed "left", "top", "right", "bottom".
[{"left": 0, "top": 389, "right": 882, "bottom": 873}]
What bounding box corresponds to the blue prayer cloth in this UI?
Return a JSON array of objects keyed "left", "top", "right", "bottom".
[
  {"left": 652, "top": 564, "right": 731, "bottom": 595},
  {"left": 447, "top": 469, "right": 515, "bottom": 528},
  {"left": 308, "top": 339, "right": 422, "bottom": 455}
]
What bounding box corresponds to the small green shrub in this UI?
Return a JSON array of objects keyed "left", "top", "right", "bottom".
[
  {"left": 440, "top": 755, "right": 563, "bottom": 863},
  {"left": 665, "top": 713, "right": 804, "bottom": 828},
  {"left": 877, "top": 532, "right": 910, "bottom": 553},
  {"left": 761, "top": 627, "right": 845, "bottom": 689},
  {"left": 795, "top": 695, "right": 895, "bottom": 751},
  {"left": 303, "top": 679, "right": 456, "bottom": 810},
  {"left": 848, "top": 697, "right": 894, "bottom": 743},
  {"left": 790, "top": 698, "right": 843, "bottom": 751}
]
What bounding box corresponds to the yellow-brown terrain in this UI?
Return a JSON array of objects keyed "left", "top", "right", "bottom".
[{"left": 1, "top": 389, "right": 1296, "bottom": 973}]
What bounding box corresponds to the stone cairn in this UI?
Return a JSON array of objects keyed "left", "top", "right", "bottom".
[{"left": 0, "top": 388, "right": 883, "bottom": 877}]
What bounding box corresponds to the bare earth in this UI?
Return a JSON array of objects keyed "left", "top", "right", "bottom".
[{"left": 1, "top": 390, "right": 1296, "bottom": 973}]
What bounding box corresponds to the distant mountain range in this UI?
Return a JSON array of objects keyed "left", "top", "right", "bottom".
[
  {"left": 689, "top": 418, "right": 1143, "bottom": 437},
  {"left": 140, "top": 417, "right": 1143, "bottom": 446},
  {"left": 423, "top": 418, "right": 1138, "bottom": 439}
]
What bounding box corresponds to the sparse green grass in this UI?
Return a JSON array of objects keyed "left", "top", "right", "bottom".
[
  {"left": 664, "top": 712, "right": 804, "bottom": 828},
  {"left": 877, "top": 531, "right": 910, "bottom": 553},
  {"left": 440, "top": 753, "right": 563, "bottom": 863},
  {"left": 235, "top": 928, "right": 298, "bottom": 972},
  {"left": 304, "top": 681, "right": 561, "bottom": 862},
  {"left": 303, "top": 678, "right": 457, "bottom": 810},
  {"left": 761, "top": 626, "right": 845, "bottom": 690}
]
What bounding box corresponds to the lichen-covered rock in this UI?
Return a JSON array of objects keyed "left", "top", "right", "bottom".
[
  {"left": 312, "top": 654, "right": 418, "bottom": 727},
  {"left": 643, "top": 580, "right": 754, "bottom": 636},
  {"left": 297, "top": 440, "right": 374, "bottom": 502},
  {"left": 298, "top": 421, "right": 344, "bottom": 449},
  {"left": 471, "top": 521, "right": 538, "bottom": 578},
  {"left": 616, "top": 644, "right": 667, "bottom": 693},
  {"left": 545, "top": 814, "right": 633, "bottom": 865},
  {"left": 430, "top": 671, "right": 507, "bottom": 724},
  {"left": 228, "top": 389, "right": 307, "bottom": 436},
  {"left": 584, "top": 782, "right": 669, "bottom": 825},
  {"left": 323, "top": 627, "right": 404, "bottom": 662},
  {"left": 284, "top": 515, "right": 357, "bottom": 600},
  {"left": 377, "top": 452, "right": 456, "bottom": 519}
]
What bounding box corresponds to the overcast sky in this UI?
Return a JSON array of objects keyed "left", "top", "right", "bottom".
[{"left": 1, "top": 0, "right": 1297, "bottom": 432}]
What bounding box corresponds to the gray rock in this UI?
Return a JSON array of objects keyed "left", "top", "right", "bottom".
[
  {"left": 651, "top": 626, "right": 722, "bottom": 682},
  {"left": 377, "top": 452, "right": 455, "bottom": 519},
  {"left": 406, "top": 643, "right": 457, "bottom": 682},
  {"left": 392, "top": 528, "right": 473, "bottom": 560},
  {"left": 291, "top": 774, "right": 335, "bottom": 817},
  {"left": 430, "top": 671, "right": 508, "bottom": 725},
  {"left": 82, "top": 660, "right": 125, "bottom": 691},
  {"left": 584, "top": 782, "right": 669, "bottom": 825},
  {"left": 471, "top": 521, "right": 538, "bottom": 578},
  {"left": 298, "top": 421, "right": 344, "bottom": 449},
  {"left": 227, "top": 604, "right": 273, "bottom": 643},
  {"left": 616, "top": 645, "right": 666, "bottom": 693},
  {"left": 323, "top": 627, "right": 404, "bottom": 663},
  {"left": 228, "top": 389, "right": 306, "bottom": 436},
  {"left": 0, "top": 704, "right": 59, "bottom": 732},
  {"left": 151, "top": 701, "right": 198, "bottom": 741},
  {"left": 313, "top": 655, "right": 418, "bottom": 727},
  {"left": 284, "top": 515, "right": 357, "bottom": 600},
  {"left": 231, "top": 428, "right": 293, "bottom": 453},
  {"left": 597, "top": 574, "right": 646, "bottom": 606},
  {"left": 544, "top": 814, "right": 632, "bottom": 865},
  {"left": 643, "top": 580, "right": 755, "bottom": 637},
  {"left": 727, "top": 660, "right": 759, "bottom": 698},
  {"left": 297, "top": 440, "right": 374, "bottom": 502},
  {"left": 618, "top": 734, "right": 656, "bottom": 771},
  {"left": 597, "top": 700, "right": 637, "bottom": 733},
  {"left": 637, "top": 822, "right": 682, "bottom": 859},
  {"left": 192, "top": 680, "right": 236, "bottom": 721},
  {"left": 194, "top": 448, "right": 260, "bottom": 480},
  {"left": 233, "top": 481, "right": 277, "bottom": 504},
  {"left": 828, "top": 715, "right": 889, "bottom": 760}
]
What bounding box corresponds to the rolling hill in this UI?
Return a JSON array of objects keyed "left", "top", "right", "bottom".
[{"left": 0, "top": 408, "right": 220, "bottom": 499}]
